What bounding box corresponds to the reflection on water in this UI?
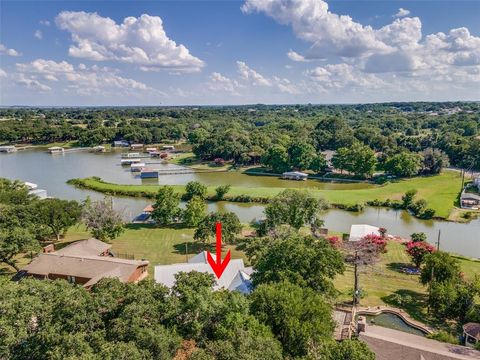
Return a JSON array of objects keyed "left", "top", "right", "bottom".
[{"left": 1, "top": 149, "right": 479, "bottom": 258}]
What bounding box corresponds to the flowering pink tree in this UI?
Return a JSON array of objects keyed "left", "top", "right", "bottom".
[
  {"left": 405, "top": 241, "right": 436, "bottom": 268},
  {"left": 326, "top": 236, "right": 342, "bottom": 248}
]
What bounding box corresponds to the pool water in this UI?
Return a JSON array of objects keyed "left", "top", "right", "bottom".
[{"left": 364, "top": 313, "right": 427, "bottom": 337}]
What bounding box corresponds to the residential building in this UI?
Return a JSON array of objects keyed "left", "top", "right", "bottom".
[
  {"left": 18, "top": 238, "right": 148, "bottom": 288},
  {"left": 460, "top": 191, "right": 480, "bottom": 210},
  {"left": 154, "top": 251, "right": 253, "bottom": 294}
]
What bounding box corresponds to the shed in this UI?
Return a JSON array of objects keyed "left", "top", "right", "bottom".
[
  {"left": 130, "top": 143, "right": 144, "bottom": 150},
  {"left": 463, "top": 323, "right": 480, "bottom": 347}
]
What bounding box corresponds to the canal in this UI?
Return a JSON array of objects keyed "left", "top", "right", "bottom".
[{"left": 1, "top": 149, "right": 479, "bottom": 258}]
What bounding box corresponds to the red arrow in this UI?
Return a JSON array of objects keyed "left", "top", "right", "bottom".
[{"left": 207, "top": 222, "right": 231, "bottom": 278}]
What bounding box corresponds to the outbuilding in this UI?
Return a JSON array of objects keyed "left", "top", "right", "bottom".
[{"left": 463, "top": 323, "right": 480, "bottom": 347}]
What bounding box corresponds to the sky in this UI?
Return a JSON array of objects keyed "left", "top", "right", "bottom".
[{"left": 0, "top": 0, "right": 479, "bottom": 106}]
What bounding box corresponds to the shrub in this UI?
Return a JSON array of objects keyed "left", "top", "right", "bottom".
[{"left": 426, "top": 331, "right": 459, "bottom": 345}]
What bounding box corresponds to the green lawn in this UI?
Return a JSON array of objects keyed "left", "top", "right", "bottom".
[
  {"left": 64, "top": 224, "right": 248, "bottom": 274},
  {"left": 70, "top": 170, "right": 465, "bottom": 219}
]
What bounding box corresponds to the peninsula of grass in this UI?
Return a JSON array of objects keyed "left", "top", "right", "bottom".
[{"left": 68, "top": 170, "right": 465, "bottom": 220}]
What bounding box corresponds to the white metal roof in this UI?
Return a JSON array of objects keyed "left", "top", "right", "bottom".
[
  {"left": 154, "top": 257, "right": 252, "bottom": 293},
  {"left": 349, "top": 224, "right": 381, "bottom": 241}
]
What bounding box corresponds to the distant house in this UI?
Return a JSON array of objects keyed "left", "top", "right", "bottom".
[
  {"left": 18, "top": 238, "right": 148, "bottom": 288},
  {"left": 282, "top": 171, "right": 308, "bottom": 181},
  {"left": 154, "top": 251, "right": 253, "bottom": 294},
  {"left": 461, "top": 191, "right": 480, "bottom": 210},
  {"left": 113, "top": 140, "right": 129, "bottom": 147},
  {"left": 464, "top": 323, "right": 480, "bottom": 347},
  {"left": 161, "top": 145, "right": 175, "bottom": 151},
  {"left": 348, "top": 224, "right": 381, "bottom": 241},
  {"left": 48, "top": 146, "right": 64, "bottom": 154}
]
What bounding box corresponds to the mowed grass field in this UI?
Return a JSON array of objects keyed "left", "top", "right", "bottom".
[{"left": 72, "top": 170, "right": 464, "bottom": 219}]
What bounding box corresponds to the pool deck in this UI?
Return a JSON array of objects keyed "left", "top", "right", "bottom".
[{"left": 360, "top": 325, "right": 480, "bottom": 360}]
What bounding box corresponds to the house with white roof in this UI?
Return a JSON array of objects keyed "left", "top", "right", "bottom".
[
  {"left": 348, "top": 224, "right": 381, "bottom": 241},
  {"left": 154, "top": 251, "right": 253, "bottom": 294}
]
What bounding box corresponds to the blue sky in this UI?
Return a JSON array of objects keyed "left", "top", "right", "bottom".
[{"left": 1, "top": 0, "right": 479, "bottom": 105}]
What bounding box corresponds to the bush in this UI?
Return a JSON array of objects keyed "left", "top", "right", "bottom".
[{"left": 426, "top": 331, "right": 459, "bottom": 345}]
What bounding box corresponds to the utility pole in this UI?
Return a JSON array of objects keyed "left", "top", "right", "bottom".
[
  {"left": 353, "top": 251, "right": 359, "bottom": 306},
  {"left": 436, "top": 230, "right": 441, "bottom": 251}
]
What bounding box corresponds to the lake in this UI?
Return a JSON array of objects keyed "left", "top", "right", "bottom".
[{"left": 1, "top": 149, "right": 479, "bottom": 258}]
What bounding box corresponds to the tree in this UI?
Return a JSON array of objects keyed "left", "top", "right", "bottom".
[
  {"left": 183, "top": 196, "right": 207, "bottom": 227},
  {"left": 261, "top": 145, "right": 289, "bottom": 173},
  {"left": 420, "top": 251, "right": 461, "bottom": 285},
  {"left": 344, "top": 234, "right": 387, "bottom": 305},
  {"left": 410, "top": 232, "right": 427, "bottom": 242},
  {"left": 184, "top": 181, "right": 208, "bottom": 201},
  {"left": 250, "top": 281, "right": 334, "bottom": 357},
  {"left": 428, "top": 277, "right": 480, "bottom": 321},
  {"left": 264, "top": 189, "right": 327, "bottom": 231},
  {"left": 194, "top": 212, "right": 242, "bottom": 245},
  {"left": 82, "top": 197, "right": 124, "bottom": 242},
  {"left": 252, "top": 235, "right": 345, "bottom": 295},
  {"left": 0, "top": 227, "right": 39, "bottom": 271},
  {"left": 332, "top": 143, "right": 376, "bottom": 178},
  {"left": 36, "top": 198, "right": 82, "bottom": 241},
  {"left": 405, "top": 241, "right": 436, "bottom": 268},
  {"left": 214, "top": 184, "right": 231, "bottom": 200},
  {"left": 287, "top": 141, "right": 317, "bottom": 171},
  {"left": 384, "top": 152, "right": 422, "bottom": 177},
  {"left": 151, "top": 186, "right": 181, "bottom": 226},
  {"left": 314, "top": 116, "right": 355, "bottom": 150},
  {"left": 402, "top": 189, "right": 417, "bottom": 209},
  {"left": 309, "top": 340, "right": 375, "bottom": 360},
  {"left": 421, "top": 148, "right": 449, "bottom": 174}
]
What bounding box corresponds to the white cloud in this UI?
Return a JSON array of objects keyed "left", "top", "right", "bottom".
[
  {"left": 287, "top": 50, "right": 309, "bottom": 62},
  {"left": 40, "top": 20, "right": 51, "bottom": 26},
  {"left": 207, "top": 72, "right": 240, "bottom": 93},
  {"left": 242, "top": 0, "right": 391, "bottom": 58},
  {"left": 34, "top": 30, "right": 43, "bottom": 40},
  {"left": 14, "top": 59, "right": 155, "bottom": 95},
  {"left": 393, "top": 8, "right": 410, "bottom": 18},
  {"left": 0, "top": 43, "right": 20, "bottom": 56},
  {"left": 14, "top": 74, "right": 51, "bottom": 92},
  {"left": 0, "top": 68, "right": 7, "bottom": 78},
  {"left": 236, "top": 61, "right": 271, "bottom": 86},
  {"left": 55, "top": 11, "right": 205, "bottom": 72},
  {"left": 305, "top": 63, "right": 385, "bottom": 90},
  {"left": 242, "top": 0, "right": 480, "bottom": 96}
]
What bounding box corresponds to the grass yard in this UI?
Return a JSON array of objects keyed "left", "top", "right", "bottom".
[
  {"left": 64, "top": 224, "right": 248, "bottom": 274},
  {"left": 70, "top": 170, "right": 465, "bottom": 219}
]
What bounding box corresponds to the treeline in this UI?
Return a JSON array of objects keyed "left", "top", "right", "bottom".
[{"left": 0, "top": 103, "right": 479, "bottom": 172}]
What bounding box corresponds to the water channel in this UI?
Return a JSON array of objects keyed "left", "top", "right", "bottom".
[{"left": 1, "top": 149, "right": 479, "bottom": 258}]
